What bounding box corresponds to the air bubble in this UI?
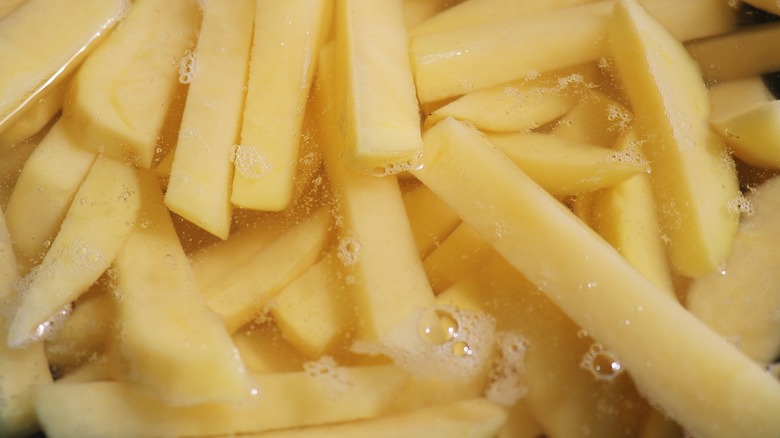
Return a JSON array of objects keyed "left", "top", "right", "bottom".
[
  {"left": 453, "top": 340, "right": 473, "bottom": 357},
  {"left": 178, "top": 50, "right": 197, "bottom": 84},
  {"left": 303, "top": 355, "right": 352, "bottom": 397},
  {"left": 580, "top": 343, "right": 624, "bottom": 381},
  {"left": 336, "top": 236, "right": 361, "bottom": 266},
  {"left": 231, "top": 145, "right": 272, "bottom": 179},
  {"left": 418, "top": 308, "right": 459, "bottom": 345},
  {"left": 728, "top": 193, "right": 754, "bottom": 216}
]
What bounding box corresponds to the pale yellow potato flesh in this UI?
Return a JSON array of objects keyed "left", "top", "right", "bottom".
[
  {"left": 231, "top": 0, "right": 331, "bottom": 211},
  {"left": 409, "top": 0, "right": 594, "bottom": 37},
  {"left": 424, "top": 67, "right": 596, "bottom": 133},
  {"left": 0, "top": 209, "right": 52, "bottom": 438},
  {"left": 573, "top": 129, "right": 675, "bottom": 296},
  {"left": 0, "top": 81, "right": 64, "bottom": 149},
  {"left": 34, "top": 366, "right": 409, "bottom": 438},
  {"left": 687, "top": 23, "right": 780, "bottom": 83},
  {"left": 317, "top": 46, "right": 436, "bottom": 340},
  {"left": 164, "top": 0, "right": 255, "bottom": 239},
  {"left": 113, "top": 169, "right": 253, "bottom": 406},
  {"left": 206, "top": 207, "right": 332, "bottom": 333},
  {"left": 0, "top": 0, "right": 26, "bottom": 20},
  {"left": 485, "top": 131, "right": 648, "bottom": 196},
  {"left": 233, "top": 398, "right": 507, "bottom": 438},
  {"left": 550, "top": 89, "right": 632, "bottom": 147},
  {"left": 437, "top": 257, "right": 649, "bottom": 437},
  {"left": 270, "top": 253, "right": 348, "bottom": 357},
  {"left": 5, "top": 122, "right": 96, "bottom": 264},
  {"left": 7, "top": 157, "right": 140, "bottom": 348},
  {"left": 423, "top": 221, "right": 496, "bottom": 293},
  {"left": 412, "top": 117, "right": 780, "bottom": 438},
  {"left": 232, "top": 323, "right": 308, "bottom": 374},
  {"left": 334, "top": 0, "right": 423, "bottom": 175},
  {"left": 0, "top": 135, "right": 37, "bottom": 208},
  {"left": 411, "top": 0, "right": 736, "bottom": 103},
  {"left": 609, "top": 0, "right": 740, "bottom": 277},
  {"left": 401, "top": 182, "right": 460, "bottom": 257},
  {"left": 61, "top": 0, "right": 200, "bottom": 168},
  {"left": 709, "top": 77, "right": 780, "bottom": 168},
  {"left": 0, "top": 0, "right": 127, "bottom": 133},
  {"left": 686, "top": 176, "right": 780, "bottom": 364}
]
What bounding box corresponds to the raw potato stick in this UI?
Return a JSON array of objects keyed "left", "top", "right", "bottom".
[
  {"left": 0, "top": 0, "right": 127, "bottom": 132},
  {"left": 61, "top": 0, "right": 200, "bottom": 168},
  {"left": 231, "top": 0, "right": 331, "bottom": 211},
  {"left": 7, "top": 157, "right": 140, "bottom": 348},
  {"left": 165, "top": 0, "right": 255, "bottom": 239},
  {"left": 412, "top": 117, "right": 780, "bottom": 438}
]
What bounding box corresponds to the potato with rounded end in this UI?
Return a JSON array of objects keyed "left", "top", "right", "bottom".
[{"left": 686, "top": 176, "right": 780, "bottom": 364}]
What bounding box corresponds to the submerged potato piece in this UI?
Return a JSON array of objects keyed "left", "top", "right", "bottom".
[
  {"left": 609, "top": 0, "right": 740, "bottom": 277},
  {"left": 687, "top": 23, "right": 780, "bottom": 83},
  {"left": 0, "top": 0, "right": 127, "bottom": 133},
  {"left": 409, "top": 0, "right": 593, "bottom": 36},
  {"left": 165, "top": 0, "right": 255, "bottom": 239},
  {"left": 686, "top": 176, "right": 780, "bottom": 364},
  {"left": 423, "top": 66, "right": 598, "bottom": 132},
  {"left": 114, "top": 169, "right": 252, "bottom": 406},
  {"left": 437, "top": 257, "right": 648, "bottom": 437},
  {"left": 245, "top": 398, "right": 507, "bottom": 438},
  {"left": 411, "top": 0, "right": 736, "bottom": 103},
  {"left": 412, "top": 117, "right": 780, "bottom": 438},
  {"left": 270, "top": 253, "right": 348, "bottom": 357},
  {"left": 486, "top": 131, "right": 648, "bottom": 196},
  {"left": 35, "top": 366, "right": 409, "bottom": 438},
  {"left": 573, "top": 129, "right": 674, "bottom": 295},
  {"left": 231, "top": 0, "right": 331, "bottom": 211},
  {"left": 206, "top": 207, "right": 332, "bottom": 333},
  {"left": 61, "top": 0, "right": 200, "bottom": 168},
  {"left": 7, "top": 157, "right": 140, "bottom": 348},
  {"left": 423, "top": 221, "right": 497, "bottom": 293},
  {"left": 0, "top": 209, "right": 52, "bottom": 438},
  {"left": 550, "top": 89, "right": 632, "bottom": 147},
  {"left": 402, "top": 182, "right": 460, "bottom": 258},
  {"left": 0, "top": 81, "right": 64, "bottom": 149},
  {"left": 5, "top": 122, "right": 96, "bottom": 264},
  {"left": 709, "top": 77, "right": 780, "bottom": 169},
  {"left": 232, "top": 323, "right": 308, "bottom": 374},
  {"left": 334, "top": 0, "right": 423, "bottom": 175},
  {"left": 317, "top": 45, "right": 436, "bottom": 340}
]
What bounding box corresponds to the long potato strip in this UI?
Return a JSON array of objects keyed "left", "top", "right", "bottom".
[{"left": 412, "top": 117, "right": 780, "bottom": 438}]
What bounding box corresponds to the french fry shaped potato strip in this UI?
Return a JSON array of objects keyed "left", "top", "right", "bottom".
[{"left": 2, "top": 0, "right": 780, "bottom": 437}]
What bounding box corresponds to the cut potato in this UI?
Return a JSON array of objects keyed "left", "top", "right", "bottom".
[
  {"left": 437, "top": 257, "right": 648, "bottom": 437},
  {"left": 409, "top": 0, "right": 594, "bottom": 36},
  {"left": 402, "top": 182, "right": 460, "bottom": 258},
  {"left": 164, "top": 0, "right": 256, "bottom": 239},
  {"left": 411, "top": 0, "right": 736, "bottom": 103},
  {"left": 232, "top": 323, "right": 308, "bottom": 374},
  {"left": 5, "top": 122, "right": 97, "bottom": 264},
  {"left": 573, "top": 129, "right": 675, "bottom": 295},
  {"left": 0, "top": 208, "right": 52, "bottom": 438},
  {"left": 413, "top": 117, "right": 780, "bottom": 438},
  {"left": 237, "top": 398, "right": 507, "bottom": 438},
  {"left": 206, "top": 207, "right": 332, "bottom": 333},
  {"left": 0, "top": 81, "right": 64, "bottom": 150},
  {"left": 231, "top": 0, "right": 331, "bottom": 211},
  {"left": 35, "top": 366, "right": 409, "bottom": 438},
  {"left": 486, "top": 131, "right": 649, "bottom": 196},
  {"left": 424, "top": 66, "right": 597, "bottom": 133},
  {"left": 61, "top": 0, "right": 200, "bottom": 168},
  {"left": 317, "top": 45, "right": 436, "bottom": 340},
  {"left": 7, "top": 157, "right": 140, "bottom": 348},
  {"left": 550, "top": 89, "right": 632, "bottom": 147},
  {"left": 113, "top": 169, "right": 253, "bottom": 406},
  {"left": 687, "top": 23, "right": 780, "bottom": 84},
  {"left": 0, "top": 0, "right": 127, "bottom": 134},
  {"left": 609, "top": 0, "right": 740, "bottom": 277},
  {"left": 686, "top": 176, "right": 780, "bottom": 364},
  {"left": 423, "top": 221, "right": 497, "bottom": 293},
  {"left": 709, "top": 77, "right": 780, "bottom": 169},
  {"left": 334, "top": 0, "right": 423, "bottom": 175},
  {"left": 270, "top": 253, "right": 348, "bottom": 357}
]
